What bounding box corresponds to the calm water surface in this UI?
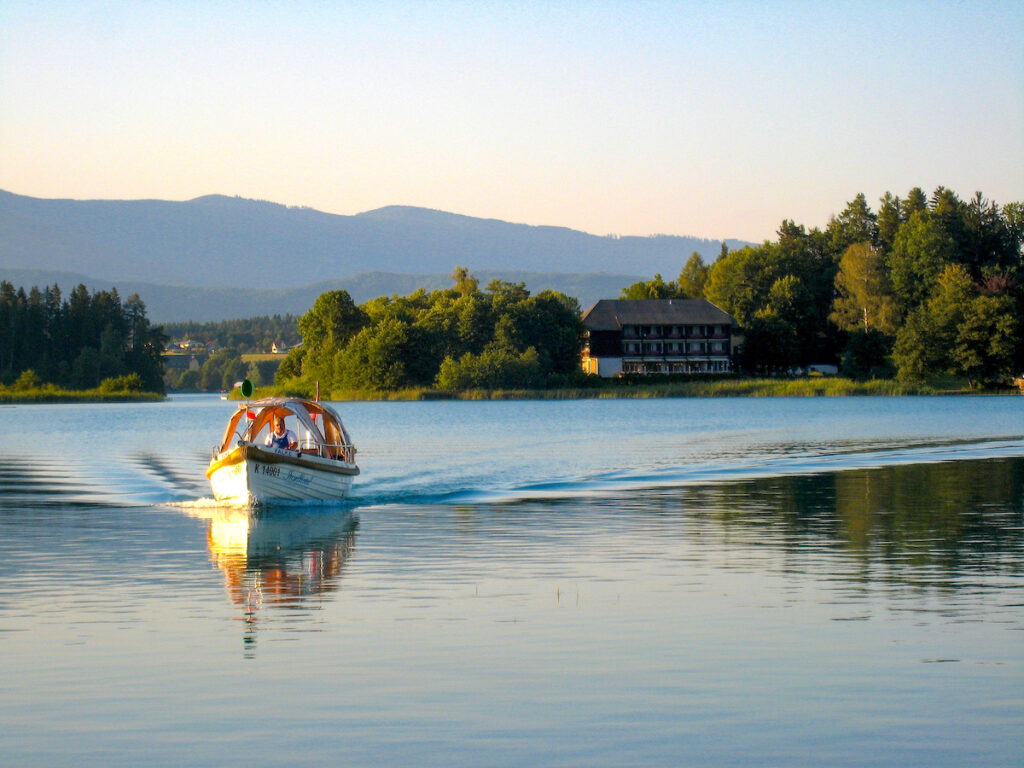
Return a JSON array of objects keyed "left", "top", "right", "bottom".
[{"left": 0, "top": 395, "right": 1022, "bottom": 766}]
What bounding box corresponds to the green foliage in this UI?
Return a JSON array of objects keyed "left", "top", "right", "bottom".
[
  {"left": 297, "top": 290, "right": 368, "bottom": 383},
  {"left": 276, "top": 347, "right": 306, "bottom": 382},
  {"left": 245, "top": 359, "right": 280, "bottom": 387},
  {"left": 176, "top": 369, "right": 202, "bottom": 390},
  {"left": 13, "top": 369, "right": 43, "bottom": 390},
  {"left": 436, "top": 346, "right": 543, "bottom": 391},
  {"left": 0, "top": 282, "right": 166, "bottom": 392},
  {"left": 336, "top": 318, "right": 411, "bottom": 391},
  {"left": 893, "top": 265, "right": 975, "bottom": 383},
  {"left": 951, "top": 294, "right": 1020, "bottom": 387},
  {"left": 704, "top": 226, "right": 837, "bottom": 369},
  {"left": 291, "top": 270, "right": 583, "bottom": 393},
  {"left": 620, "top": 273, "right": 688, "bottom": 300},
  {"left": 98, "top": 373, "right": 144, "bottom": 393},
  {"left": 661, "top": 186, "right": 1022, "bottom": 384},
  {"left": 677, "top": 252, "right": 710, "bottom": 298},
  {"left": 195, "top": 349, "right": 247, "bottom": 391},
  {"left": 704, "top": 245, "right": 771, "bottom": 324},
  {"left": 875, "top": 192, "right": 903, "bottom": 254},
  {"left": 451, "top": 266, "right": 479, "bottom": 297},
  {"left": 827, "top": 193, "right": 877, "bottom": 256},
  {"left": 831, "top": 242, "right": 898, "bottom": 334},
  {"left": 888, "top": 210, "right": 958, "bottom": 309}
]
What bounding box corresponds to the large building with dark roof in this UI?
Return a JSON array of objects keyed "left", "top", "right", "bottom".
[{"left": 581, "top": 298, "right": 739, "bottom": 376}]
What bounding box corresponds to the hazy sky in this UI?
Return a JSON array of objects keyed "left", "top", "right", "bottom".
[{"left": 2, "top": 0, "right": 1022, "bottom": 242}]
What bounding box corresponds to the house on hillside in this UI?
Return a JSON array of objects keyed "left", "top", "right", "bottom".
[
  {"left": 271, "top": 341, "right": 290, "bottom": 354},
  {"left": 581, "top": 298, "right": 739, "bottom": 377},
  {"left": 174, "top": 338, "right": 206, "bottom": 352}
]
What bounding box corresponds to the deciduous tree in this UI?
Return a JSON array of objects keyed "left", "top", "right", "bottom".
[
  {"left": 677, "top": 252, "right": 709, "bottom": 298},
  {"left": 831, "top": 242, "right": 898, "bottom": 334}
]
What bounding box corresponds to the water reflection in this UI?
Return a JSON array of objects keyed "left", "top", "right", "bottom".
[
  {"left": 188, "top": 506, "right": 358, "bottom": 654},
  {"left": 651, "top": 457, "right": 1024, "bottom": 587}
]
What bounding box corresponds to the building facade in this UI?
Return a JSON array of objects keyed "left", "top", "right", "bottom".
[{"left": 581, "top": 298, "right": 739, "bottom": 377}]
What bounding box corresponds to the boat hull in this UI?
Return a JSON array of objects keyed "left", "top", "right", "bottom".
[{"left": 207, "top": 444, "right": 358, "bottom": 504}]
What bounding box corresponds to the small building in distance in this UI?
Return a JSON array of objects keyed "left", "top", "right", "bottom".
[{"left": 581, "top": 298, "right": 739, "bottom": 377}]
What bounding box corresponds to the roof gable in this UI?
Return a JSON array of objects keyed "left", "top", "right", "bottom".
[{"left": 582, "top": 299, "right": 736, "bottom": 330}]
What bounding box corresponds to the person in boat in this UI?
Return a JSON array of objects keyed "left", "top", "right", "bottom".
[{"left": 265, "top": 415, "right": 298, "bottom": 450}]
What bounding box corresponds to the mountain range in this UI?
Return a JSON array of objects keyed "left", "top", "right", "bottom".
[{"left": 0, "top": 190, "right": 750, "bottom": 320}]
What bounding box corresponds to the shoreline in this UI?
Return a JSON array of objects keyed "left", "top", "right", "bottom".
[
  {"left": 0, "top": 390, "right": 165, "bottom": 404},
  {"left": 223, "top": 378, "right": 1018, "bottom": 402}
]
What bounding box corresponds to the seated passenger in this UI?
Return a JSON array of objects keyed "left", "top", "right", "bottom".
[{"left": 265, "top": 416, "right": 298, "bottom": 450}]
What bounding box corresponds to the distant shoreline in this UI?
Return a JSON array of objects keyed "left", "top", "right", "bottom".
[
  {"left": 0, "top": 390, "right": 165, "bottom": 404},
  {"left": 224, "top": 378, "right": 1018, "bottom": 402}
]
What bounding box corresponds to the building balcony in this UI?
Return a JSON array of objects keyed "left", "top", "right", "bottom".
[{"left": 621, "top": 349, "right": 731, "bottom": 360}]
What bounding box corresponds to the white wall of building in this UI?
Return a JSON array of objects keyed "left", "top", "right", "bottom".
[{"left": 598, "top": 357, "right": 623, "bottom": 377}]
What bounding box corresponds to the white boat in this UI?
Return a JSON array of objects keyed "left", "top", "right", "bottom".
[{"left": 207, "top": 397, "right": 359, "bottom": 504}]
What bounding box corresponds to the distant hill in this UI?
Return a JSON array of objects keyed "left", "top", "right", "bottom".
[
  {"left": 0, "top": 267, "right": 647, "bottom": 323},
  {"left": 0, "top": 190, "right": 750, "bottom": 290}
]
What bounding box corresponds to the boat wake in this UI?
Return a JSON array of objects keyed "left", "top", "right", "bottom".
[
  {"left": 3, "top": 434, "right": 1022, "bottom": 511},
  {"left": 332, "top": 435, "right": 1024, "bottom": 508}
]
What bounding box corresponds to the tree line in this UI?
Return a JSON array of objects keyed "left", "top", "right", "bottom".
[
  {"left": 168, "top": 350, "right": 282, "bottom": 393},
  {"left": 0, "top": 282, "right": 166, "bottom": 392},
  {"left": 622, "top": 187, "right": 1023, "bottom": 385},
  {"left": 277, "top": 268, "right": 584, "bottom": 392}
]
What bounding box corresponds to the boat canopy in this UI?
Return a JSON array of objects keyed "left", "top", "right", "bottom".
[{"left": 216, "top": 398, "right": 355, "bottom": 461}]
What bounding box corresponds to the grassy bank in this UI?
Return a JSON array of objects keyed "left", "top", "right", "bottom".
[
  {"left": 229, "top": 376, "right": 1012, "bottom": 402},
  {"left": 0, "top": 386, "right": 165, "bottom": 404}
]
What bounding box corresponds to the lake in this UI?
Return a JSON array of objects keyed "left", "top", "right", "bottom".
[{"left": 1, "top": 394, "right": 1022, "bottom": 766}]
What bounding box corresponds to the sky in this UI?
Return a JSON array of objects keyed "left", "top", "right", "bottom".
[{"left": 1, "top": 0, "right": 1022, "bottom": 243}]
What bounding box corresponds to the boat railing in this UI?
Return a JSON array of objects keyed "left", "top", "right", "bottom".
[
  {"left": 212, "top": 438, "right": 356, "bottom": 463},
  {"left": 297, "top": 438, "right": 357, "bottom": 462}
]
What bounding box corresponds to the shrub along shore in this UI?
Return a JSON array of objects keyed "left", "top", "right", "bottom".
[
  {"left": 229, "top": 376, "right": 1012, "bottom": 402},
  {"left": 0, "top": 387, "right": 165, "bottom": 403},
  {"left": 5, "top": 376, "right": 1013, "bottom": 404},
  {"left": 0, "top": 372, "right": 165, "bottom": 403}
]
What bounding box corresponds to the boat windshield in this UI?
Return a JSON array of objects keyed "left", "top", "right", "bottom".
[{"left": 216, "top": 399, "right": 353, "bottom": 461}]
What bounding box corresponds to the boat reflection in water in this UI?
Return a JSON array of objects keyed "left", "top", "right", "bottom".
[{"left": 190, "top": 506, "right": 358, "bottom": 654}]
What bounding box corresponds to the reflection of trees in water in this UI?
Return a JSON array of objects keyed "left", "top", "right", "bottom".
[
  {"left": 677, "top": 457, "right": 1024, "bottom": 580},
  {"left": 204, "top": 509, "right": 358, "bottom": 655},
  {"left": 832, "top": 459, "right": 1023, "bottom": 564}
]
